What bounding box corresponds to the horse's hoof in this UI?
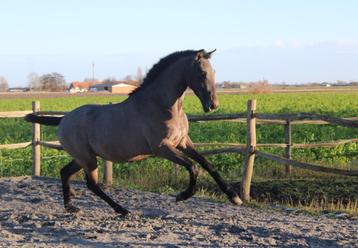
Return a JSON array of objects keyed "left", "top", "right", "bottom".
[
  {"left": 230, "top": 195, "right": 243, "bottom": 205},
  {"left": 115, "top": 207, "right": 130, "bottom": 216},
  {"left": 175, "top": 192, "right": 190, "bottom": 202},
  {"left": 65, "top": 204, "right": 80, "bottom": 213},
  {"left": 176, "top": 195, "right": 184, "bottom": 202},
  {"left": 176, "top": 192, "right": 184, "bottom": 202}
]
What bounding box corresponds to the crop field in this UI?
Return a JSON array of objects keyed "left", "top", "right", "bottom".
[{"left": 1, "top": 91, "right": 358, "bottom": 213}]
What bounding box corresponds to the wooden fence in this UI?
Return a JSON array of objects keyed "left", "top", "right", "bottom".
[{"left": 1, "top": 100, "right": 358, "bottom": 202}]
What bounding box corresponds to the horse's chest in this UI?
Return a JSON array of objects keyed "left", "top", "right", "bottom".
[{"left": 165, "top": 120, "right": 188, "bottom": 146}]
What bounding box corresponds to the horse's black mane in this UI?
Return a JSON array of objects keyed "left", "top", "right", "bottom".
[{"left": 129, "top": 49, "right": 200, "bottom": 96}]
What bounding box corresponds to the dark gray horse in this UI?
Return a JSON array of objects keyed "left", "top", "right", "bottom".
[{"left": 25, "top": 49, "right": 242, "bottom": 215}]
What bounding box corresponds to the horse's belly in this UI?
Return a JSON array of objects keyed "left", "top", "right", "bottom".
[
  {"left": 126, "top": 154, "right": 152, "bottom": 162},
  {"left": 92, "top": 139, "right": 153, "bottom": 163}
]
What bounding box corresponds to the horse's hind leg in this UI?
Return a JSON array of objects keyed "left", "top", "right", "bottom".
[
  {"left": 157, "top": 143, "right": 198, "bottom": 202},
  {"left": 60, "top": 160, "right": 82, "bottom": 212},
  {"left": 84, "top": 166, "right": 129, "bottom": 215}
]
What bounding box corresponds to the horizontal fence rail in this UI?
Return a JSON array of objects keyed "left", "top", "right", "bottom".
[
  {"left": 0, "top": 110, "right": 32, "bottom": 118},
  {"left": 255, "top": 113, "right": 358, "bottom": 128},
  {"left": 195, "top": 138, "right": 358, "bottom": 149},
  {"left": 0, "top": 141, "right": 32, "bottom": 150},
  {"left": 1, "top": 100, "right": 358, "bottom": 202},
  {"left": 2, "top": 110, "right": 357, "bottom": 126},
  {"left": 38, "top": 141, "right": 63, "bottom": 150},
  {"left": 255, "top": 150, "right": 358, "bottom": 177}
]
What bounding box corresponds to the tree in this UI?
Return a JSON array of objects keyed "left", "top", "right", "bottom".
[
  {"left": 39, "top": 72, "right": 66, "bottom": 92},
  {"left": 102, "top": 77, "right": 117, "bottom": 84},
  {"left": 83, "top": 77, "right": 99, "bottom": 83},
  {"left": 0, "top": 76, "right": 8, "bottom": 92},
  {"left": 27, "top": 72, "right": 41, "bottom": 90},
  {"left": 123, "top": 75, "right": 134, "bottom": 81},
  {"left": 136, "top": 66, "right": 143, "bottom": 84}
]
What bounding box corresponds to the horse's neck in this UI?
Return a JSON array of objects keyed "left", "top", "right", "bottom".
[{"left": 138, "top": 65, "right": 188, "bottom": 112}]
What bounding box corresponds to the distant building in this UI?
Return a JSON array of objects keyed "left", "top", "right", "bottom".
[
  {"left": 89, "top": 83, "right": 114, "bottom": 92},
  {"left": 110, "top": 83, "right": 137, "bottom": 94},
  {"left": 89, "top": 81, "right": 137, "bottom": 94},
  {"left": 221, "top": 81, "right": 249, "bottom": 89},
  {"left": 7, "top": 87, "right": 30, "bottom": 92},
  {"left": 69, "top": 80, "right": 138, "bottom": 94},
  {"left": 68, "top": 81, "right": 96, "bottom": 93},
  {"left": 320, "top": 82, "right": 332, "bottom": 87}
]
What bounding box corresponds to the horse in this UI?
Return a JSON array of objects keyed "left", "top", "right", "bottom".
[{"left": 25, "top": 49, "right": 242, "bottom": 215}]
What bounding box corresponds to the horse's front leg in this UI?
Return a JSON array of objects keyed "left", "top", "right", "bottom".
[
  {"left": 178, "top": 138, "right": 243, "bottom": 205},
  {"left": 157, "top": 143, "right": 198, "bottom": 202}
]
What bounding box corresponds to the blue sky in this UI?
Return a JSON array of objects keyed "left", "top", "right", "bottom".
[{"left": 1, "top": 0, "right": 358, "bottom": 86}]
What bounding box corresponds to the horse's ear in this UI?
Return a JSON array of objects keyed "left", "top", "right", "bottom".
[
  {"left": 206, "top": 49, "right": 217, "bottom": 58},
  {"left": 197, "top": 49, "right": 216, "bottom": 60},
  {"left": 195, "top": 49, "right": 205, "bottom": 61}
]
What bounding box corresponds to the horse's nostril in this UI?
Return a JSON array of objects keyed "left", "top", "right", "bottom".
[{"left": 211, "top": 101, "right": 219, "bottom": 110}]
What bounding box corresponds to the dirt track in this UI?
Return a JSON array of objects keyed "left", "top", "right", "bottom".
[{"left": 0, "top": 176, "right": 357, "bottom": 247}]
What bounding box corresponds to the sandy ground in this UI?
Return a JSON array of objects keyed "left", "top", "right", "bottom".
[{"left": 0, "top": 176, "right": 357, "bottom": 247}]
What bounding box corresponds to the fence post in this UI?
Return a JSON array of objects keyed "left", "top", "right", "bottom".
[
  {"left": 103, "top": 160, "right": 113, "bottom": 187},
  {"left": 32, "top": 101, "right": 41, "bottom": 176},
  {"left": 103, "top": 102, "right": 113, "bottom": 187},
  {"left": 284, "top": 120, "right": 292, "bottom": 174},
  {"left": 241, "top": 99, "right": 257, "bottom": 202}
]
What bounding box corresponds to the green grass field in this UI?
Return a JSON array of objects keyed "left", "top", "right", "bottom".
[{"left": 1, "top": 91, "right": 358, "bottom": 214}]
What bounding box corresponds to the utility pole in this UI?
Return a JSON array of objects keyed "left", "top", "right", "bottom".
[{"left": 92, "top": 62, "right": 95, "bottom": 84}]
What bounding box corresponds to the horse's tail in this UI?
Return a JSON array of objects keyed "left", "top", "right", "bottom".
[{"left": 24, "top": 114, "right": 63, "bottom": 126}]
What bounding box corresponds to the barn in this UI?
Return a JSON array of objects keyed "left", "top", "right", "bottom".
[
  {"left": 89, "top": 81, "right": 137, "bottom": 94},
  {"left": 110, "top": 83, "right": 137, "bottom": 94},
  {"left": 68, "top": 82, "right": 96, "bottom": 93}
]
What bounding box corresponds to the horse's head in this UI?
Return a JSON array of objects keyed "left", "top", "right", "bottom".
[{"left": 186, "top": 49, "right": 218, "bottom": 113}]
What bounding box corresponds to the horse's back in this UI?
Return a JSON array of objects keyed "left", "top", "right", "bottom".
[
  {"left": 90, "top": 102, "right": 153, "bottom": 161},
  {"left": 58, "top": 102, "right": 152, "bottom": 163}
]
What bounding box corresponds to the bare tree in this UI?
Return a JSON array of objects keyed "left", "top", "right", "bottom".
[
  {"left": 102, "top": 77, "right": 117, "bottom": 84},
  {"left": 39, "top": 72, "right": 66, "bottom": 92},
  {"left": 0, "top": 76, "right": 9, "bottom": 92},
  {"left": 249, "top": 80, "right": 271, "bottom": 94},
  {"left": 27, "top": 72, "right": 41, "bottom": 90},
  {"left": 83, "top": 77, "right": 99, "bottom": 83},
  {"left": 123, "top": 75, "right": 133, "bottom": 81},
  {"left": 136, "top": 66, "right": 143, "bottom": 84}
]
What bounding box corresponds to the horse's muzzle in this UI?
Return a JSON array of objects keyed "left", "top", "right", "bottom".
[
  {"left": 211, "top": 98, "right": 219, "bottom": 110},
  {"left": 204, "top": 99, "right": 219, "bottom": 112}
]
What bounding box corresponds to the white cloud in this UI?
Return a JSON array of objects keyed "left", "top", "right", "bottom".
[
  {"left": 337, "top": 38, "right": 358, "bottom": 46},
  {"left": 274, "top": 40, "right": 286, "bottom": 48},
  {"left": 292, "top": 40, "right": 302, "bottom": 48}
]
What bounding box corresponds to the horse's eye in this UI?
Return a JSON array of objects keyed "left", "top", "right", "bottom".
[{"left": 201, "top": 71, "right": 207, "bottom": 78}]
